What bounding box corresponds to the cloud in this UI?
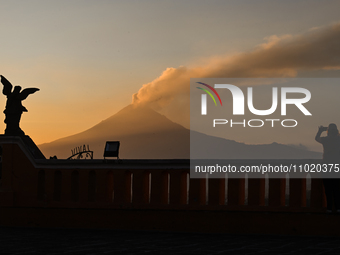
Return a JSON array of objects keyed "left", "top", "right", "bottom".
[{"left": 132, "top": 22, "right": 340, "bottom": 123}]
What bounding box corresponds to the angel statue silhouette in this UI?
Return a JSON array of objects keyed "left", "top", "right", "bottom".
[{"left": 1, "top": 75, "right": 39, "bottom": 136}]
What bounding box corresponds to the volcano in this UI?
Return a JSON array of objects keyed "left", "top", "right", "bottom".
[
  {"left": 38, "top": 104, "right": 321, "bottom": 159},
  {"left": 39, "top": 105, "right": 190, "bottom": 159}
]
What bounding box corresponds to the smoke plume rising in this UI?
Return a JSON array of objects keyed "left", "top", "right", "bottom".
[{"left": 132, "top": 23, "right": 340, "bottom": 126}]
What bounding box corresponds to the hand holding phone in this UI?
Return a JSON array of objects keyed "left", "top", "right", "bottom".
[{"left": 319, "top": 126, "right": 328, "bottom": 132}]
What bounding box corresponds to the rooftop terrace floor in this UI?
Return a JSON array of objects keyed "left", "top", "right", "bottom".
[{"left": 1, "top": 227, "right": 340, "bottom": 255}]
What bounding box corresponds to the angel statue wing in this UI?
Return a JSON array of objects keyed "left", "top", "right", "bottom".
[
  {"left": 1, "top": 75, "right": 13, "bottom": 96},
  {"left": 19, "top": 88, "right": 40, "bottom": 100}
]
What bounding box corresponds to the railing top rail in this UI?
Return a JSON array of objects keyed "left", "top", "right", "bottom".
[{"left": 0, "top": 135, "right": 322, "bottom": 170}]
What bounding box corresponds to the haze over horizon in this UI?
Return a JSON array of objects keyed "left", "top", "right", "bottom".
[
  {"left": 1, "top": 1, "right": 340, "bottom": 153},
  {"left": 39, "top": 103, "right": 322, "bottom": 160}
]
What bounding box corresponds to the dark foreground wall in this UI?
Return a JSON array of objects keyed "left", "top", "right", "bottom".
[{"left": 0, "top": 136, "right": 336, "bottom": 235}]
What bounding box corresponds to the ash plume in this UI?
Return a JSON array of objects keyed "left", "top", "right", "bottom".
[{"left": 132, "top": 22, "right": 340, "bottom": 125}]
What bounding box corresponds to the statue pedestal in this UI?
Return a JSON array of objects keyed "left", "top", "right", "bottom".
[{"left": 0, "top": 135, "right": 45, "bottom": 159}]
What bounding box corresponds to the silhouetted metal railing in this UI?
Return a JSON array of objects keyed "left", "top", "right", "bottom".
[{"left": 34, "top": 168, "right": 326, "bottom": 211}]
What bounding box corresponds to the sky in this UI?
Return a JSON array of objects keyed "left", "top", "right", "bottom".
[{"left": 0, "top": 0, "right": 340, "bottom": 149}]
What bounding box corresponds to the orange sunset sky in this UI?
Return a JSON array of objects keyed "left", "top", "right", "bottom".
[{"left": 1, "top": 0, "right": 340, "bottom": 149}]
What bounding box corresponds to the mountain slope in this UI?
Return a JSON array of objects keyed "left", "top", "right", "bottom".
[
  {"left": 38, "top": 104, "right": 321, "bottom": 159},
  {"left": 190, "top": 132, "right": 321, "bottom": 159},
  {"left": 39, "top": 105, "right": 190, "bottom": 159}
]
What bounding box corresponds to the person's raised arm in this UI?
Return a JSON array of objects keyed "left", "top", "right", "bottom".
[{"left": 315, "top": 126, "right": 326, "bottom": 143}]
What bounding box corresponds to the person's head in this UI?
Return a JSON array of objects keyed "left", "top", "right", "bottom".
[{"left": 328, "top": 123, "right": 339, "bottom": 136}]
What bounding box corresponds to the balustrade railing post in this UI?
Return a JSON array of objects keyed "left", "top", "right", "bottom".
[
  {"left": 189, "top": 178, "right": 206, "bottom": 205},
  {"left": 180, "top": 172, "right": 189, "bottom": 205},
  {"left": 169, "top": 171, "right": 181, "bottom": 205},
  {"left": 132, "top": 171, "right": 149, "bottom": 205},
  {"left": 78, "top": 170, "right": 88, "bottom": 203},
  {"left": 150, "top": 171, "right": 169, "bottom": 205},
  {"left": 268, "top": 178, "right": 286, "bottom": 206},
  {"left": 71, "top": 171, "right": 79, "bottom": 202},
  {"left": 37, "top": 170, "right": 45, "bottom": 201},
  {"left": 208, "top": 178, "right": 225, "bottom": 205},
  {"left": 88, "top": 171, "right": 96, "bottom": 202},
  {"left": 45, "top": 170, "right": 54, "bottom": 203},
  {"left": 113, "top": 171, "right": 132, "bottom": 205},
  {"left": 169, "top": 171, "right": 188, "bottom": 205},
  {"left": 310, "top": 178, "right": 326, "bottom": 208},
  {"left": 248, "top": 178, "right": 265, "bottom": 206},
  {"left": 95, "top": 171, "right": 108, "bottom": 203},
  {"left": 289, "top": 178, "right": 306, "bottom": 207},
  {"left": 53, "top": 171, "right": 62, "bottom": 201},
  {"left": 228, "top": 178, "right": 245, "bottom": 206},
  {"left": 106, "top": 171, "right": 114, "bottom": 202}
]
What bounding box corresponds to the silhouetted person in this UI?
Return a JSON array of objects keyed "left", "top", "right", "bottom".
[
  {"left": 315, "top": 124, "right": 340, "bottom": 212},
  {"left": 1, "top": 75, "right": 39, "bottom": 136}
]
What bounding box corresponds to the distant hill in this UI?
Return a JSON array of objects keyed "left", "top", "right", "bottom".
[
  {"left": 38, "top": 104, "right": 322, "bottom": 159},
  {"left": 190, "top": 132, "right": 322, "bottom": 159},
  {"left": 39, "top": 105, "right": 190, "bottom": 159}
]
